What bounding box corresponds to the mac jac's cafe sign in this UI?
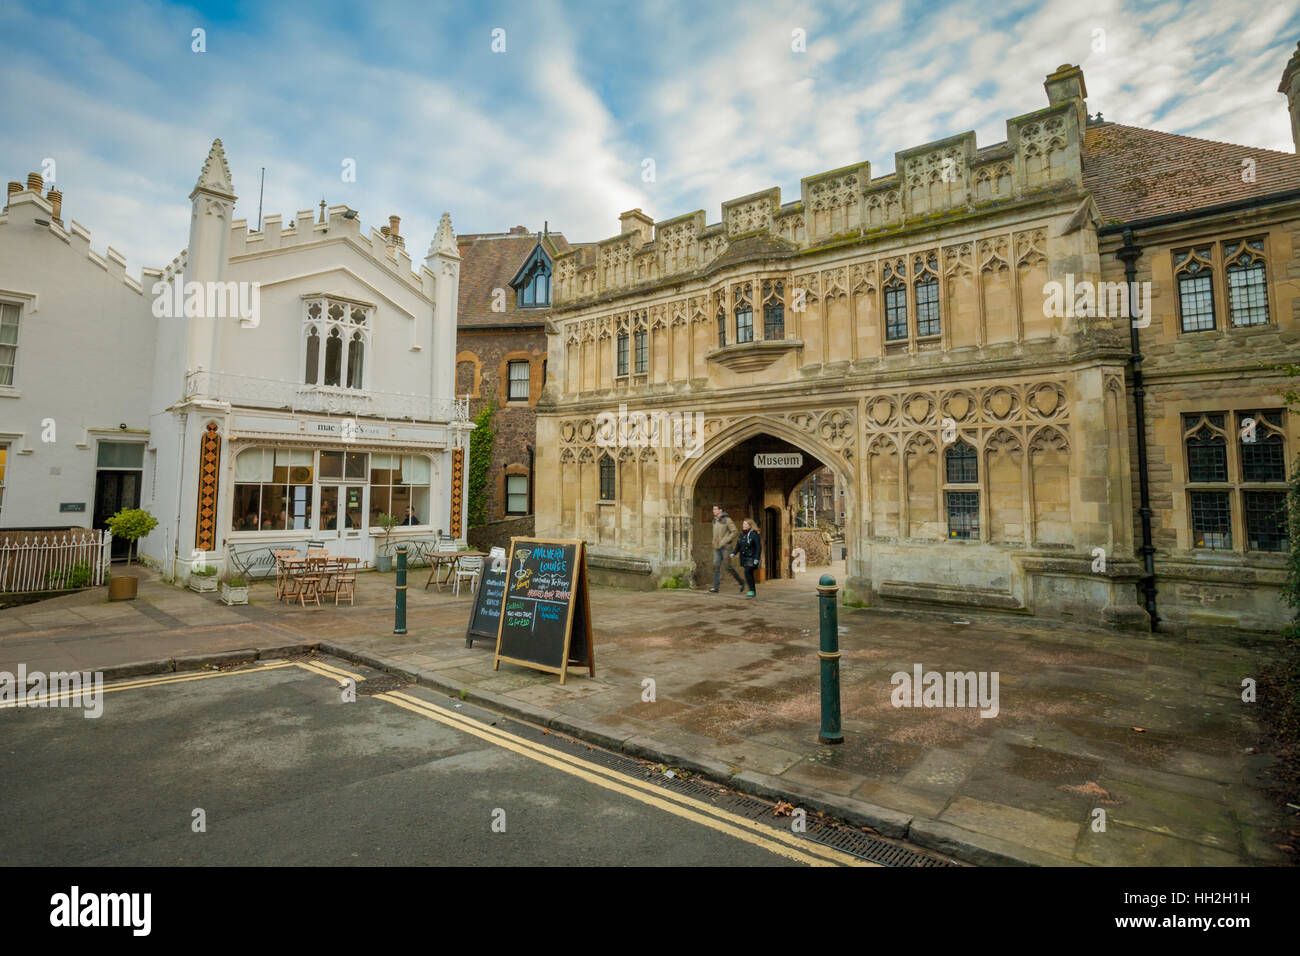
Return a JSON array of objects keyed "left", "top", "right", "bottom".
[
  {"left": 754, "top": 453, "right": 803, "bottom": 468},
  {"left": 309, "top": 421, "right": 389, "bottom": 439}
]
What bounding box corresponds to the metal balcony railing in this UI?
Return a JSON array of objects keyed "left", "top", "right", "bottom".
[{"left": 184, "top": 370, "right": 470, "bottom": 422}]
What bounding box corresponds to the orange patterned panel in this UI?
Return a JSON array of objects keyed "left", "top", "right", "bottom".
[
  {"left": 195, "top": 421, "right": 221, "bottom": 552},
  {"left": 450, "top": 447, "right": 464, "bottom": 538}
]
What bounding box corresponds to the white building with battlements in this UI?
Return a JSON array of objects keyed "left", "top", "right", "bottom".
[{"left": 0, "top": 140, "right": 471, "bottom": 579}]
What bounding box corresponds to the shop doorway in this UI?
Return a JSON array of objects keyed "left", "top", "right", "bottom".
[{"left": 317, "top": 484, "right": 370, "bottom": 561}]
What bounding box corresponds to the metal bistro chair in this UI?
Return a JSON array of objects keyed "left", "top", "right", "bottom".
[{"left": 453, "top": 554, "right": 484, "bottom": 596}]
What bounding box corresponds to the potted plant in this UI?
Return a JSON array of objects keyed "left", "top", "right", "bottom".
[
  {"left": 105, "top": 507, "right": 158, "bottom": 601},
  {"left": 220, "top": 574, "right": 249, "bottom": 606},
  {"left": 188, "top": 565, "right": 218, "bottom": 592},
  {"left": 374, "top": 512, "right": 400, "bottom": 572}
]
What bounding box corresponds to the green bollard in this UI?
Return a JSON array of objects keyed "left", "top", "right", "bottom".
[
  {"left": 394, "top": 545, "right": 408, "bottom": 635},
  {"left": 817, "top": 574, "right": 844, "bottom": 745}
]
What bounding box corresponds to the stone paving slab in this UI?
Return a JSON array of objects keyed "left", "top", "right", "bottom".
[{"left": 0, "top": 563, "right": 1290, "bottom": 867}]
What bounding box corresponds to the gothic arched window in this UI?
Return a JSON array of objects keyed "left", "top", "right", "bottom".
[
  {"left": 599, "top": 454, "right": 615, "bottom": 500},
  {"left": 945, "top": 440, "right": 977, "bottom": 483}
]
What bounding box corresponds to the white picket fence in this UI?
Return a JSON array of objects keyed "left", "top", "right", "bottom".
[{"left": 0, "top": 530, "right": 113, "bottom": 593}]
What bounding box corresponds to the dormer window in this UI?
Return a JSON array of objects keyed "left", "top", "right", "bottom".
[{"left": 512, "top": 244, "right": 552, "bottom": 308}]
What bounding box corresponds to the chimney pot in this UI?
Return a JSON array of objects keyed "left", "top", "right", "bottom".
[
  {"left": 389, "top": 215, "right": 400, "bottom": 237},
  {"left": 7, "top": 182, "right": 21, "bottom": 198},
  {"left": 26, "top": 173, "right": 43, "bottom": 193},
  {"left": 47, "top": 188, "right": 62, "bottom": 223}
]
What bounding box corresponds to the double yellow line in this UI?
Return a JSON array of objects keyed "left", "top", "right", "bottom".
[
  {"left": 0, "top": 658, "right": 351, "bottom": 710},
  {"left": 9, "top": 658, "right": 875, "bottom": 866},
  {"left": 377, "top": 688, "right": 875, "bottom": 867}
]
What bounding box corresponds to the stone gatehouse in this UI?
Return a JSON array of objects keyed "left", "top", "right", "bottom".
[{"left": 535, "top": 53, "right": 1300, "bottom": 633}]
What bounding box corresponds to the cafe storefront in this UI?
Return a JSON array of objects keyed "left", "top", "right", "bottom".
[{"left": 220, "top": 409, "right": 464, "bottom": 570}]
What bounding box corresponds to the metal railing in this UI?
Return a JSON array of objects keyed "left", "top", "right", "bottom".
[
  {"left": 0, "top": 530, "right": 112, "bottom": 593},
  {"left": 185, "top": 370, "right": 470, "bottom": 423}
]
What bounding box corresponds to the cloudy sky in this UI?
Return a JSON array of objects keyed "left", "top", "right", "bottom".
[{"left": 2, "top": 0, "right": 1297, "bottom": 274}]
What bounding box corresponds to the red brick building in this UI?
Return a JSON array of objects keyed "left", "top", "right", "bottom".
[{"left": 456, "top": 226, "right": 583, "bottom": 550}]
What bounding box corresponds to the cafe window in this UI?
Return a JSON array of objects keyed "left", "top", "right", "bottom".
[
  {"left": 304, "top": 298, "right": 372, "bottom": 391},
  {"left": 369, "top": 454, "right": 433, "bottom": 526},
  {"left": 232, "top": 447, "right": 314, "bottom": 532},
  {"left": 320, "top": 449, "right": 369, "bottom": 481}
]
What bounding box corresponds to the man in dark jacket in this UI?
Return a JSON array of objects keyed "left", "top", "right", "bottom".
[
  {"left": 709, "top": 504, "right": 745, "bottom": 593},
  {"left": 736, "top": 518, "right": 761, "bottom": 598}
]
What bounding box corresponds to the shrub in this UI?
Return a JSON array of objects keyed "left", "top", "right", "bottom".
[
  {"left": 105, "top": 508, "right": 158, "bottom": 565},
  {"left": 45, "top": 561, "right": 93, "bottom": 590}
]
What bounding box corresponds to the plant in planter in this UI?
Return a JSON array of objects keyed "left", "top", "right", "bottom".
[
  {"left": 105, "top": 507, "right": 157, "bottom": 600},
  {"left": 374, "top": 512, "right": 400, "bottom": 572},
  {"left": 188, "top": 565, "right": 218, "bottom": 592},
  {"left": 106, "top": 507, "right": 158, "bottom": 566},
  {"left": 220, "top": 574, "right": 249, "bottom": 606}
]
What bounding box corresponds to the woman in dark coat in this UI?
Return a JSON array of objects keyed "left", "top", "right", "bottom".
[{"left": 736, "top": 518, "right": 761, "bottom": 598}]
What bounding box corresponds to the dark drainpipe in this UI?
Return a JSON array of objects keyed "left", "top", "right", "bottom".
[{"left": 1117, "top": 227, "right": 1159, "bottom": 630}]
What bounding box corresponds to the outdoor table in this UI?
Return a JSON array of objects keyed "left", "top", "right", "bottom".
[{"left": 424, "top": 550, "right": 487, "bottom": 592}]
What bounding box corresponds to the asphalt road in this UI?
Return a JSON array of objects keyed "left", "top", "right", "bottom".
[{"left": 0, "top": 658, "right": 865, "bottom": 866}]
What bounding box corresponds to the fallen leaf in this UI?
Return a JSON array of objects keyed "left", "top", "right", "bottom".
[
  {"left": 1131, "top": 727, "right": 1145, "bottom": 733},
  {"left": 773, "top": 801, "right": 795, "bottom": 817}
]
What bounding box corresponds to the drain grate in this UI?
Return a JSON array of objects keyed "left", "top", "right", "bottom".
[{"left": 355, "top": 676, "right": 411, "bottom": 696}]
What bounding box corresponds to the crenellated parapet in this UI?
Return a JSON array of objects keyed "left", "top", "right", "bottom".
[
  {"left": 0, "top": 184, "right": 148, "bottom": 295},
  {"left": 552, "top": 68, "right": 1087, "bottom": 310},
  {"left": 225, "top": 204, "right": 428, "bottom": 292}
]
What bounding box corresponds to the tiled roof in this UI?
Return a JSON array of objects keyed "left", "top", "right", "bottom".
[
  {"left": 456, "top": 229, "right": 573, "bottom": 328},
  {"left": 1083, "top": 123, "right": 1300, "bottom": 224}
]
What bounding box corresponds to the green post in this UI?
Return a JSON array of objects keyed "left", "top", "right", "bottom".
[
  {"left": 394, "top": 544, "right": 408, "bottom": 635},
  {"left": 817, "top": 574, "right": 843, "bottom": 745}
]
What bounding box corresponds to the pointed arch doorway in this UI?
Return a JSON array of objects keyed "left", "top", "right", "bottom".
[{"left": 674, "top": 420, "right": 854, "bottom": 590}]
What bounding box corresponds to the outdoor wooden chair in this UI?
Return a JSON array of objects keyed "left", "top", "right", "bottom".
[
  {"left": 297, "top": 572, "right": 322, "bottom": 607},
  {"left": 315, "top": 558, "right": 342, "bottom": 601},
  {"left": 332, "top": 557, "right": 359, "bottom": 606}
]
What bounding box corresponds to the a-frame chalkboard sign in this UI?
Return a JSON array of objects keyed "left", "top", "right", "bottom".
[
  {"left": 492, "top": 538, "right": 594, "bottom": 684},
  {"left": 464, "top": 548, "right": 508, "bottom": 648}
]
